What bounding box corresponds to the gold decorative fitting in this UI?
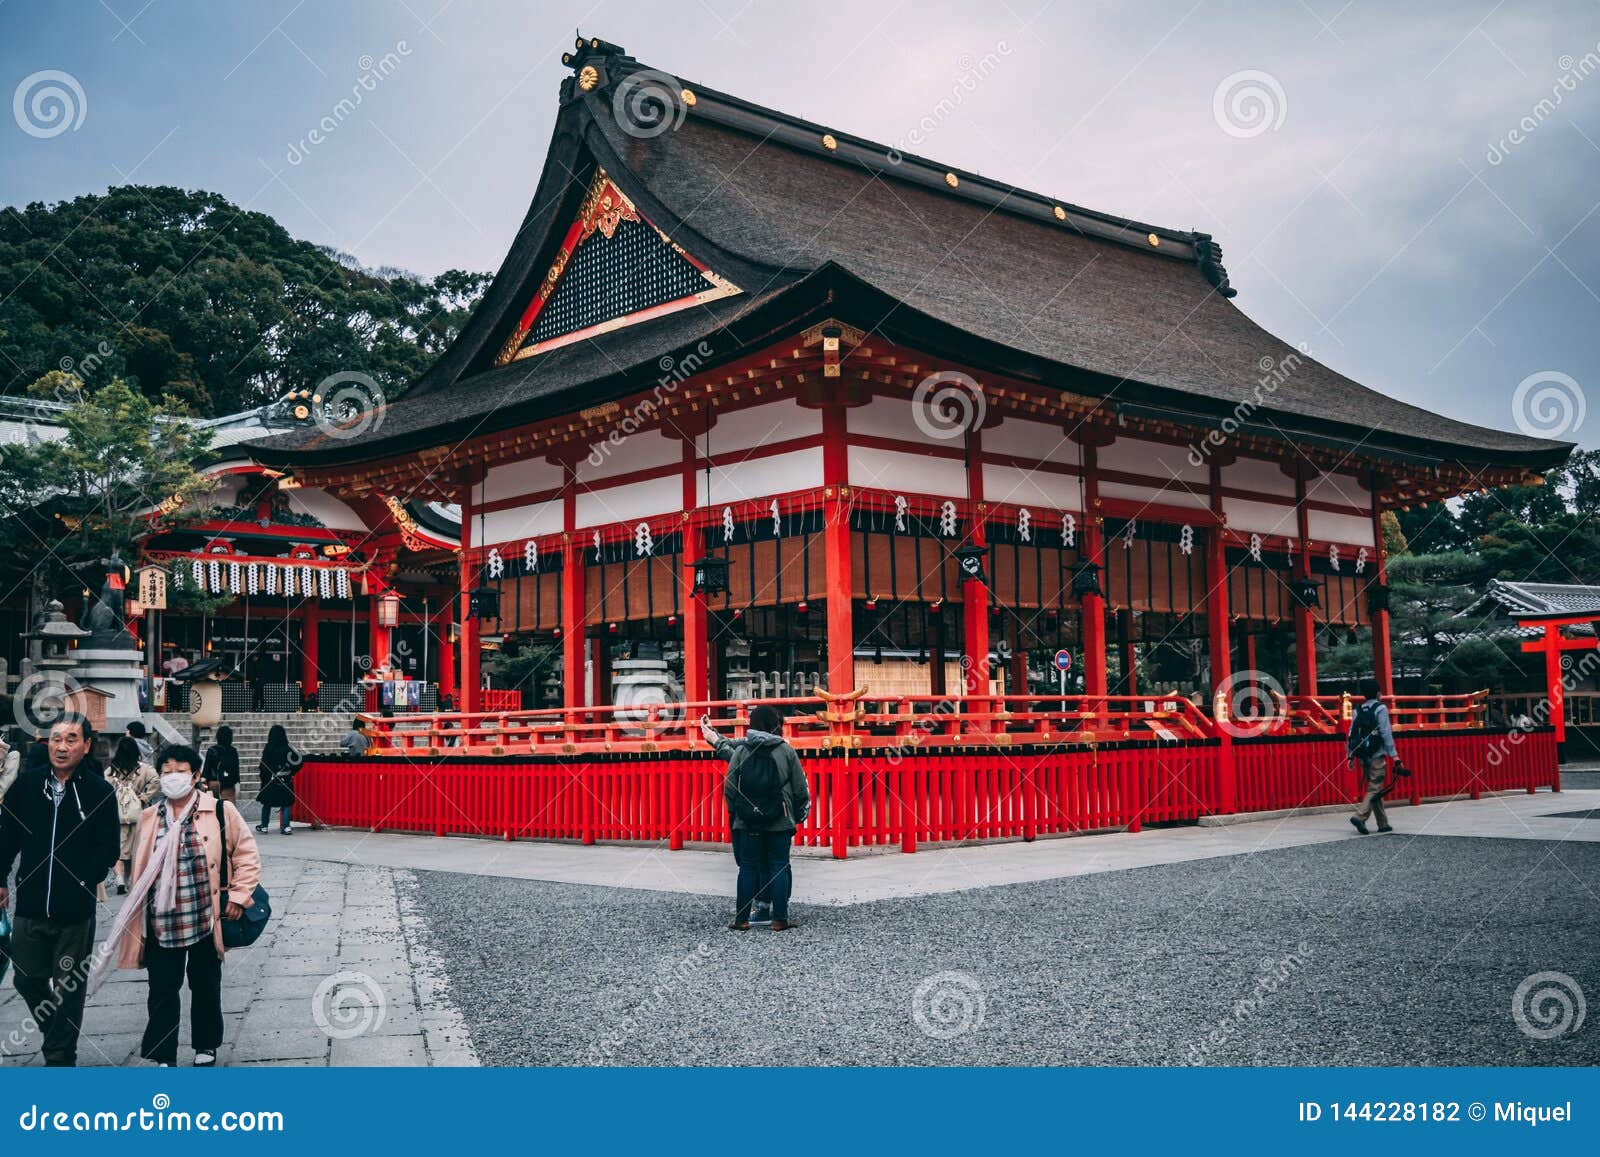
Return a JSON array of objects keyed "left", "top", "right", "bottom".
[
  {"left": 944, "top": 172, "right": 959, "bottom": 188},
  {"left": 821, "top": 133, "right": 837, "bottom": 151},
  {"left": 681, "top": 88, "right": 697, "bottom": 106},
  {"left": 1053, "top": 205, "right": 1066, "bottom": 221},
  {"left": 577, "top": 65, "right": 599, "bottom": 91},
  {"left": 1147, "top": 233, "right": 1160, "bottom": 247},
  {"left": 590, "top": 38, "right": 599, "bottom": 47},
  {"left": 562, "top": 53, "right": 572, "bottom": 65}
]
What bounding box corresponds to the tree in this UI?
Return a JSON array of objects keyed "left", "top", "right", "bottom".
[
  {"left": 0, "top": 186, "right": 488, "bottom": 416},
  {"left": 0, "top": 373, "right": 215, "bottom": 595},
  {"left": 1386, "top": 552, "right": 1513, "bottom": 692}
]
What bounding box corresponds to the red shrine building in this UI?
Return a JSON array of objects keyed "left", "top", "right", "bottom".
[{"left": 249, "top": 38, "right": 1569, "bottom": 853}]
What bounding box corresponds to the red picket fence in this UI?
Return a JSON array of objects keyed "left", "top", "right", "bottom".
[{"left": 292, "top": 727, "right": 1556, "bottom": 858}]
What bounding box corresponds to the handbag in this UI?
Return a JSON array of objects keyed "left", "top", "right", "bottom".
[
  {"left": 217, "top": 800, "right": 271, "bottom": 948},
  {"left": 113, "top": 777, "right": 143, "bottom": 824}
]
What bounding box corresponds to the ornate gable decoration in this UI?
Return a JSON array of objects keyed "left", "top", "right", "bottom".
[{"left": 495, "top": 169, "right": 740, "bottom": 363}]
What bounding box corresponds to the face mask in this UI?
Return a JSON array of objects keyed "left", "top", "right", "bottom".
[{"left": 159, "top": 772, "right": 194, "bottom": 800}]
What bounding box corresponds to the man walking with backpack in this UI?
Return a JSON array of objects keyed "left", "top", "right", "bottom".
[
  {"left": 1347, "top": 678, "right": 1399, "bottom": 835},
  {"left": 701, "top": 705, "right": 809, "bottom": 931}
]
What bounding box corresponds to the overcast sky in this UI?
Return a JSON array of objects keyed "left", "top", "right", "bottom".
[{"left": 3, "top": 0, "right": 1597, "bottom": 448}]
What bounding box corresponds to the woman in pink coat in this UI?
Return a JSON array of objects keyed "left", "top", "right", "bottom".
[{"left": 99, "top": 743, "right": 261, "bottom": 1067}]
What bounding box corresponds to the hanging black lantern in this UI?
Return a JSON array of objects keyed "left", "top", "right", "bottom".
[
  {"left": 469, "top": 584, "right": 501, "bottom": 620},
  {"left": 691, "top": 554, "right": 730, "bottom": 597},
  {"left": 1366, "top": 583, "right": 1391, "bottom": 614},
  {"left": 1071, "top": 561, "right": 1103, "bottom": 597},
  {"left": 954, "top": 543, "right": 989, "bottom": 584},
  {"left": 1291, "top": 579, "right": 1321, "bottom": 609}
]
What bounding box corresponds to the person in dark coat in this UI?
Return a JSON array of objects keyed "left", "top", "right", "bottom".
[
  {"left": 201, "top": 725, "right": 242, "bottom": 802},
  {"left": 254, "top": 724, "right": 299, "bottom": 834},
  {"left": 0, "top": 714, "right": 120, "bottom": 1065}
]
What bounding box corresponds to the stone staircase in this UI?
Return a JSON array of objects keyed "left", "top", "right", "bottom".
[{"left": 190, "top": 712, "right": 356, "bottom": 798}]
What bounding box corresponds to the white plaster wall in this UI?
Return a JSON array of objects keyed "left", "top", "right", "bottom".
[
  {"left": 1308, "top": 510, "right": 1375, "bottom": 546},
  {"left": 575, "top": 475, "right": 680, "bottom": 527},
  {"left": 988, "top": 417, "right": 1081, "bottom": 468},
  {"left": 983, "top": 463, "right": 1082, "bottom": 511},
  {"left": 285, "top": 487, "right": 367, "bottom": 530},
  {"left": 576, "top": 428, "right": 679, "bottom": 486},
  {"left": 1099, "top": 436, "right": 1208, "bottom": 484},
  {"left": 1222, "top": 456, "right": 1296, "bottom": 497},
  {"left": 1099, "top": 480, "right": 1211, "bottom": 511},
  {"left": 1306, "top": 471, "right": 1371, "bottom": 512},
  {"left": 483, "top": 456, "right": 564, "bottom": 503},
  {"left": 845, "top": 395, "right": 924, "bottom": 442},
  {"left": 481, "top": 501, "right": 563, "bottom": 545},
  {"left": 696, "top": 399, "right": 821, "bottom": 456},
  {"left": 845, "top": 446, "right": 958, "bottom": 497},
  {"left": 1222, "top": 497, "right": 1301, "bottom": 537},
  {"left": 700, "top": 447, "right": 825, "bottom": 505}
]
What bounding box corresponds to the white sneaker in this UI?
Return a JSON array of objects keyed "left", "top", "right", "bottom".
[{"left": 194, "top": 1052, "right": 216, "bottom": 1067}]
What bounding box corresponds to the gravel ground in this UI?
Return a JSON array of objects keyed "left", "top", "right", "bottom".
[
  {"left": 414, "top": 834, "right": 1600, "bottom": 1067},
  {"left": 1561, "top": 769, "right": 1600, "bottom": 790}
]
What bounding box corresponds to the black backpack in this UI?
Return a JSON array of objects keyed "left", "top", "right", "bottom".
[
  {"left": 1347, "top": 699, "right": 1385, "bottom": 760},
  {"left": 729, "top": 746, "right": 786, "bottom": 826}
]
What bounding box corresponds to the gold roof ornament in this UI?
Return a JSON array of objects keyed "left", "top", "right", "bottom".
[
  {"left": 944, "top": 172, "right": 959, "bottom": 188},
  {"left": 578, "top": 65, "right": 599, "bottom": 91},
  {"left": 681, "top": 88, "right": 697, "bottom": 106},
  {"left": 1053, "top": 205, "right": 1066, "bottom": 221},
  {"left": 821, "top": 133, "right": 837, "bottom": 151},
  {"left": 1147, "top": 233, "right": 1160, "bottom": 247}
]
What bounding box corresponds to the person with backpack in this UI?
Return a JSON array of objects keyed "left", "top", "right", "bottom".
[
  {"left": 106, "top": 737, "right": 160, "bottom": 894},
  {"left": 200, "top": 725, "right": 242, "bottom": 803},
  {"left": 701, "top": 704, "right": 809, "bottom": 931},
  {"left": 1346, "top": 678, "right": 1399, "bottom": 834}
]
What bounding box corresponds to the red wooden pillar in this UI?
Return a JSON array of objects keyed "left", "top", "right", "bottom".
[
  {"left": 1118, "top": 610, "right": 1137, "bottom": 695},
  {"left": 928, "top": 614, "right": 947, "bottom": 697},
  {"left": 1206, "top": 463, "right": 1236, "bottom": 813},
  {"left": 1292, "top": 470, "right": 1318, "bottom": 696},
  {"left": 1543, "top": 624, "right": 1566, "bottom": 746},
  {"left": 1079, "top": 441, "right": 1108, "bottom": 698},
  {"left": 561, "top": 460, "right": 586, "bottom": 710},
  {"left": 300, "top": 604, "right": 320, "bottom": 697},
  {"left": 458, "top": 478, "right": 480, "bottom": 715},
  {"left": 1008, "top": 616, "right": 1028, "bottom": 698},
  {"left": 436, "top": 613, "right": 456, "bottom": 705},
  {"left": 680, "top": 436, "right": 709, "bottom": 704},
  {"left": 367, "top": 588, "right": 391, "bottom": 675},
  {"left": 961, "top": 426, "right": 989, "bottom": 699},
  {"left": 1370, "top": 494, "right": 1394, "bottom": 696},
  {"left": 822, "top": 401, "right": 855, "bottom": 695}
]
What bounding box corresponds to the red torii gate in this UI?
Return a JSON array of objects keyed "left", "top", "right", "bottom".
[{"left": 1519, "top": 613, "right": 1600, "bottom": 745}]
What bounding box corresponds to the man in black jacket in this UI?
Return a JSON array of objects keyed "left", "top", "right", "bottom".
[{"left": 0, "top": 714, "right": 120, "bottom": 1066}]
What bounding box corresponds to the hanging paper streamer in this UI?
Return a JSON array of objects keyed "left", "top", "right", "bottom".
[
  {"left": 227, "top": 562, "right": 241, "bottom": 592},
  {"left": 1328, "top": 543, "right": 1340, "bottom": 571},
  {"left": 203, "top": 560, "right": 217, "bottom": 591},
  {"left": 894, "top": 496, "right": 908, "bottom": 533},
  {"left": 592, "top": 531, "right": 602, "bottom": 562},
  {"left": 1122, "top": 521, "right": 1136, "bottom": 550},
  {"left": 487, "top": 548, "right": 505, "bottom": 578},
  {"left": 336, "top": 568, "right": 351, "bottom": 600},
  {"left": 939, "top": 501, "right": 958, "bottom": 538},
  {"left": 1062, "top": 512, "right": 1076, "bottom": 547},
  {"left": 246, "top": 564, "right": 258, "bottom": 595},
  {"left": 171, "top": 564, "right": 186, "bottom": 591},
  {"left": 1355, "top": 547, "right": 1368, "bottom": 575},
  {"left": 722, "top": 507, "right": 735, "bottom": 543},
  {"left": 301, "top": 566, "right": 314, "bottom": 597},
  {"left": 265, "top": 564, "right": 278, "bottom": 595},
  {"left": 770, "top": 499, "right": 781, "bottom": 537},
  {"left": 1017, "top": 508, "right": 1032, "bottom": 543},
  {"left": 318, "top": 568, "right": 332, "bottom": 600},
  {"left": 1180, "top": 525, "right": 1194, "bottom": 555},
  {"left": 1249, "top": 533, "right": 1263, "bottom": 562},
  {"left": 634, "top": 523, "right": 654, "bottom": 557},
  {"left": 524, "top": 540, "right": 538, "bottom": 570}
]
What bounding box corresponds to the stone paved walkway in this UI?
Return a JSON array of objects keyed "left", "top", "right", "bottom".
[{"left": 0, "top": 850, "right": 478, "bottom": 1068}]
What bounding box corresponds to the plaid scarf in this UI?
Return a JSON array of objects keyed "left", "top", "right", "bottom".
[{"left": 147, "top": 803, "right": 212, "bottom": 949}]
